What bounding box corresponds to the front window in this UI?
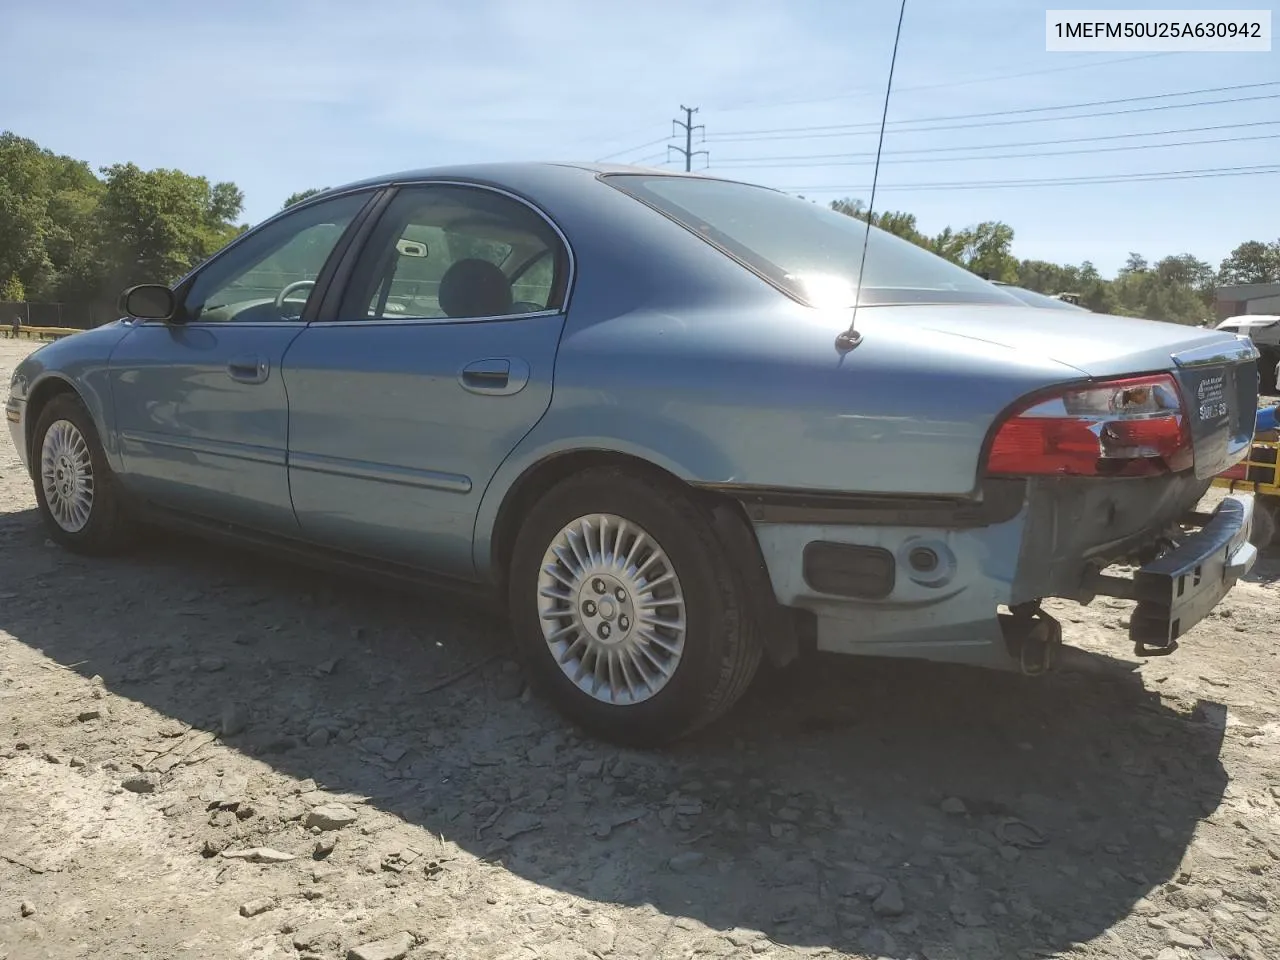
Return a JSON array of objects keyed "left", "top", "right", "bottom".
[
  {"left": 604, "top": 174, "right": 1020, "bottom": 308},
  {"left": 180, "top": 191, "right": 370, "bottom": 323}
]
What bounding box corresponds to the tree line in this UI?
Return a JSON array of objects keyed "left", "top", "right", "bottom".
[
  {"left": 0, "top": 133, "right": 247, "bottom": 320},
  {"left": 2, "top": 131, "right": 1277, "bottom": 327},
  {"left": 828, "top": 197, "right": 1280, "bottom": 325}
]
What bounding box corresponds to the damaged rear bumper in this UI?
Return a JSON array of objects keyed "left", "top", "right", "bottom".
[
  {"left": 739, "top": 481, "right": 1255, "bottom": 673},
  {"left": 1086, "top": 493, "right": 1257, "bottom": 657}
]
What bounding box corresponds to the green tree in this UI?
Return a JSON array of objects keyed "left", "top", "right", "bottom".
[
  {"left": 1, "top": 274, "right": 24, "bottom": 301},
  {"left": 282, "top": 188, "right": 326, "bottom": 209},
  {"left": 830, "top": 197, "right": 866, "bottom": 220},
  {"left": 1218, "top": 240, "right": 1280, "bottom": 284},
  {"left": 828, "top": 199, "right": 928, "bottom": 247},
  {"left": 0, "top": 132, "right": 247, "bottom": 318},
  {"left": 0, "top": 133, "right": 108, "bottom": 304},
  {"left": 1106, "top": 254, "right": 1205, "bottom": 324},
  {"left": 1119, "top": 252, "right": 1149, "bottom": 275},
  {"left": 94, "top": 163, "right": 244, "bottom": 292},
  {"left": 927, "top": 226, "right": 965, "bottom": 265},
  {"left": 829, "top": 192, "right": 1218, "bottom": 323},
  {"left": 956, "top": 221, "right": 1018, "bottom": 282},
  {"left": 872, "top": 210, "right": 927, "bottom": 246},
  {"left": 1074, "top": 261, "right": 1117, "bottom": 314},
  {"left": 1017, "top": 259, "right": 1081, "bottom": 296},
  {"left": 1155, "top": 253, "right": 1215, "bottom": 312},
  {"left": 1155, "top": 253, "right": 1214, "bottom": 292},
  {"left": 0, "top": 133, "right": 59, "bottom": 297}
]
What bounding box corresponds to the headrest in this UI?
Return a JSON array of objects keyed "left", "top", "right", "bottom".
[{"left": 438, "top": 258, "right": 513, "bottom": 319}]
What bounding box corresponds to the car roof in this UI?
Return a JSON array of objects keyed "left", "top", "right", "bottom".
[{"left": 310, "top": 162, "right": 727, "bottom": 199}]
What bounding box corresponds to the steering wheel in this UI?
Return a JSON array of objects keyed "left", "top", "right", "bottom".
[{"left": 275, "top": 280, "right": 315, "bottom": 317}]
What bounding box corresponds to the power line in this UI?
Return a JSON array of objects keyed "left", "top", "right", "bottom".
[
  {"left": 710, "top": 131, "right": 1280, "bottom": 170},
  {"left": 703, "top": 119, "right": 1280, "bottom": 164},
  {"left": 710, "top": 91, "right": 1280, "bottom": 143},
  {"left": 591, "top": 75, "right": 1270, "bottom": 164},
  {"left": 594, "top": 135, "right": 671, "bottom": 163},
  {"left": 711, "top": 53, "right": 1170, "bottom": 113},
  {"left": 670, "top": 105, "right": 709, "bottom": 172},
  {"left": 590, "top": 78, "right": 1273, "bottom": 164},
  {"left": 711, "top": 80, "right": 1280, "bottom": 137},
  {"left": 771, "top": 163, "right": 1280, "bottom": 193},
  {"left": 706, "top": 80, "right": 1280, "bottom": 142}
]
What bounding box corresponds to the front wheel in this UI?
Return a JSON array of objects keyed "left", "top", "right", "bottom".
[
  {"left": 507, "top": 468, "right": 762, "bottom": 746},
  {"left": 32, "top": 393, "right": 136, "bottom": 555}
]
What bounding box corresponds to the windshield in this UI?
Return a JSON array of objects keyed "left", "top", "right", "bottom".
[{"left": 604, "top": 174, "right": 1021, "bottom": 308}]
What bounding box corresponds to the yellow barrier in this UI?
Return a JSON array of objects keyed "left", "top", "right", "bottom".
[{"left": 1213, "top": 437, "right": 1279, "bottom": 497}]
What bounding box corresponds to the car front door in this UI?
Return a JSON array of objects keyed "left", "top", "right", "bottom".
[
  {"left": 283, "top": 182, "right": 571, "bottom": 576},
  {"left": 109, "top": 190, "right": 375, "bottom": 533}
]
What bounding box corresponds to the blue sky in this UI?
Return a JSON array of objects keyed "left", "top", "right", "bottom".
[{"left": 2, "top": 0, "right": 1276, "bottom": 276}]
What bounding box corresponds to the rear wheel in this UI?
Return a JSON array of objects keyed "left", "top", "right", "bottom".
[
  {"left": 507, "top": 468, "right": 762, "bottom": 745},
  {"left": 32, "top": 394, "right": 136, "bottom": 555}
]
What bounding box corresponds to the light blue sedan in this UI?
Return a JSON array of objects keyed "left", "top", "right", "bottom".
[{"left": 4, "top": 163, "right": 1262, "bottom": 744}]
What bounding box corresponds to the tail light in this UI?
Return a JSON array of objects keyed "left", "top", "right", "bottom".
[{"left": 986, "top": 374, "right": 1192, "bottom": 477}]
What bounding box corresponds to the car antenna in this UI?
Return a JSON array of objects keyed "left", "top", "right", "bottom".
[{"left": 835, "top": 0, "right": 908, "bottom": 354}]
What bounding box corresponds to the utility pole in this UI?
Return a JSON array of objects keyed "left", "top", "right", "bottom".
[{"left": 670, "top": 105, "right": 708, "bottom": 172}]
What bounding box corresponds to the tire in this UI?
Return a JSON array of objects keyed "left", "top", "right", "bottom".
[
  {"left": 1250, "top": 501, "right": 1277, "bottom": 550},
  {"left": 31, "top": 393, "right": 136, "bottom": 555},
  {"left": 507, "top": 467, "right": 763, "bottom": 746}
]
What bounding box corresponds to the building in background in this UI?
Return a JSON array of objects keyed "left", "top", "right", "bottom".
[{"left": 1215, "top": 283, "right": 1280, "bottom": 321}]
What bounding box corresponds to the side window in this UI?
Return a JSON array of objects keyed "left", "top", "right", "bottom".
[
  {"left": 341, "top": 185, "right": 567, "bottom": 321},
  {"left": 511, "top": 251, "right": 555, "bottom": 307},
  {"left": 180, "top": 192, "right": 370, "bottom": 323}
]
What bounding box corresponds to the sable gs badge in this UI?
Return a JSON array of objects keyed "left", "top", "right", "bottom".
[{"left": 1197, "top": 373, "right": 1227, "bottom": 421}]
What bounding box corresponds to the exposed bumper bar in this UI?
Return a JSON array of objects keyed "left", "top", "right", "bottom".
[{"left": 1088, "top": 493, "right": 1256, "bottom": 656}]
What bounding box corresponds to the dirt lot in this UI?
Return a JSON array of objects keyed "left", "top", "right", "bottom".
[{"left": 1, "top": 336, "right": 1278, "bottom": 960}]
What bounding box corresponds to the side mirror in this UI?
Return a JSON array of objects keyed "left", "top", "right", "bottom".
[{"left": 120, "top": 284, "right": 178, "bottom": 321}]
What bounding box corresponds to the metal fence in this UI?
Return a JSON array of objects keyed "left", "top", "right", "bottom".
[{"left": 0, "top": 302, "right": 116, "bottom": 330}]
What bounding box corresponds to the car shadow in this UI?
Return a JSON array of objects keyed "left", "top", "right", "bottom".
[
  {"left": 0, "top": 507, "right": 1230, "bottom": 959},
  {"left": 1244, "top": 542, "right": 1280, "bottom": 585}
]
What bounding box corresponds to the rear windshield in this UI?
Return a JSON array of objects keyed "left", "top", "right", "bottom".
[
  {"left": 604, "top": 174, "right": 1020, "bottom": 308},
  {"left": 996, "top": 284, "right": 1090, "bottom": 312}
]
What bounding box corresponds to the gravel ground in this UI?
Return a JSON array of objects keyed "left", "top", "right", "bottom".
[{"left": 1, "top": 336, "right": 1278, "bottom": 960}]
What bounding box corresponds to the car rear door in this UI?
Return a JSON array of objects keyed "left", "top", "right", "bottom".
[
  {"left": 282, "top": 182, "right": 571, "bottom": 576},
  {"left": 108, "top": 190, "right": 375, "bottom": 534}
]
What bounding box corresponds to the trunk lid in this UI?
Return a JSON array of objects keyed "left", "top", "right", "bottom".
[
  {"left": 1169, "top": 338, "right": 1261, "bottom": 478},
  {"left": 877, "top": 304, "right": 1260, "bottom": 478},
  {"left": 884, "top": 304, "right": 1241, "bottom": 377}
]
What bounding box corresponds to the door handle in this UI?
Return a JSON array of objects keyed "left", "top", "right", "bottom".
[
  {"left": 227, "top": 355, "right": 269, "bottom": 384},
  {"left": 460, "top": 358, "right": 529, "bottom": 396}
]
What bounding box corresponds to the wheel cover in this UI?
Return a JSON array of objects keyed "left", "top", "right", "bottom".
[
  {"left": 537, "top": 513, "right": 687, "bottom": 705},
  {"left": 40, "top": 419, "right": 94, "bottom": 533}
]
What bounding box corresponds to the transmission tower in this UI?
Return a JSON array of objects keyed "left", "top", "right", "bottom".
[{"left": 670, "top": 105, "right": 709, "bottom": 171}]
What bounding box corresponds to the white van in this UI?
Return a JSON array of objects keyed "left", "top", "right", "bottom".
[{"left": 1217, "top": 315, "right": 1280, "bottom": 394}]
